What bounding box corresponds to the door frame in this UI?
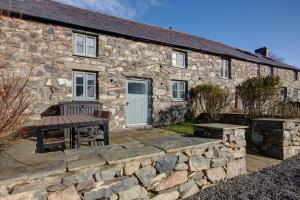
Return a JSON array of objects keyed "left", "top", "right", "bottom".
[{"left": 125, "top": 78, "right": 152, "bottom": 127}]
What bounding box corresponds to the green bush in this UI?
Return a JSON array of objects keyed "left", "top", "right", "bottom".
[
  {"left": 237, "top": 76, "right": 281, "bottom": 118},
  {"left": 188, "top": 83, "right": 231, "bottom": 122}
]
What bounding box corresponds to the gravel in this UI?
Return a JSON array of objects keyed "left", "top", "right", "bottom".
[{"left": 188, "top": 154, "right": 300, "bottom": 200}]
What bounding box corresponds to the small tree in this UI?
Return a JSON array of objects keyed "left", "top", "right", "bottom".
[
  {"left": 237, "top": 76, "right": 281, "bottom": 118},
  {"left": 0, "top": 53, "right": 32, "bottom": 152},
  {"left": 189, "top": 83, "right": 231, "bottom": 122}
]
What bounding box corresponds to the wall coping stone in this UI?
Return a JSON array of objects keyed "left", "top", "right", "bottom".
[
  {"left": 193, "top": 123, "right": 249, "bottom": 130},
  {"left": 252, "top": 118, "right": 299, "bottom": 122}
]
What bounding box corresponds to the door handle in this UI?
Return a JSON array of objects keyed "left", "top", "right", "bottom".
[{"left": 126, "top": 102, "right": 130, "bottom": 106}]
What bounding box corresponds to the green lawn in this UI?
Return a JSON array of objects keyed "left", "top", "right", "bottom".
[{"left": 159, "top": 123, "right": 194, "bottom": 135}]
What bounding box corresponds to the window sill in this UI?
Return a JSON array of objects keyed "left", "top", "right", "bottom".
[
  {"left": 73, "top": 54, "right": 98, "bottom": 59},
  {"left": 171, "top": 65, "right": 187, "bottom": 69},
  {"left": 220, "top": 77, "right": 230, "bottom": 80},
  {"left": 72, "top": 98, "right": 98, "bottom": 102},
  {"left": 171, "top": 99, "right": 187, "bottom": 102}
]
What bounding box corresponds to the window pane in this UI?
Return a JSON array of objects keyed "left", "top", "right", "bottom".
[
  {"left": 86, "top": 37, "right": 95, "bottom": 46},
  {"left": 76, "top": 44, "right": 84, "bottom": 54},
  {"left": 172, "top": 52, "right": 177, "bottom": 60},
  {"left": 172, "top": 52, "right": 177, "bottom": 66},
  {"left": 87, "top": 46, "right": 95, "bottom": 56},
  {"left": 128, "top": 82, "right": 147, "bottom": 94},
  {"left": 180, "top": 91, "right": 185, "bottom": 99},
  {"left": 86, "top": 37, "right": 96, "bottom": 56},
  {"left": 87, "top": 86, "right": 95, "bottom": 98},
  {"left": 76, "top": 35, "right": 84, "bottom": 45},
  {"left": 172, "top": 82, "right": 177, "bottom": 91},
  {"left": 76, "top": 76, "right": 84, "bottom": 85},
  {"left": 87, "top": 74, "right": 96, "bottom": 85},
  {"left": 177, "top": 53, "right": 184, "bottom": 61},
  {"left": 179, "top": 82, "right": 185, "bottom": 90},
  {"left": 172, "top": 90, "right": 177, "bottom": 98},
  {"left": 75, "top": 35, "right": 84, "bottom": 54},
  {"left": 221, "top": 59, "right": 228, "bottom": 78},
  {"left": 76, "top": 86, "right": 84, "bottom": 97},
  {"left": 177, "top": 59, "right": 184, "bottom": 67}
]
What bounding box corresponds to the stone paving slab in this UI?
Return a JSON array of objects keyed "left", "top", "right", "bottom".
[
  {"left": 64, "top": 145, "right": 125, "bottom": 161},
  {"left": 66, "top": 155, "right": 106, "bottom": 171},
  {"left": 0, "top": 151, "right": 66, "bottom": 181},
  {"left": 99, "top": 146, "right": 165, "bottom": 164},
  {"left": 144, "top": 136, "right": 221, "bottom": 153},
  {"left": 193, "top": 123, "right": 249, "bottom": 130}
]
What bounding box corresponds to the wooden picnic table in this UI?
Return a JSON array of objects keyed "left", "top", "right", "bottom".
[{"left": 35, "top": 115, "right": 109, "bottom": 153}]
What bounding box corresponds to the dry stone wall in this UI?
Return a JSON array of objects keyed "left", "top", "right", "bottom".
[
  {"left": 0, "top": 129, "right": 246, "bottom": 200},
  {"left": 1, "top": 16, "right": 299, "bottom": 130},
  {"left": 252, "top": 119, "right": 300, "bottom": 160}
]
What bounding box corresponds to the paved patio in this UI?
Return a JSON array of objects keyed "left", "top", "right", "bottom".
[{"left": 0, "top": 128, "right": 281, "bottom": 181}]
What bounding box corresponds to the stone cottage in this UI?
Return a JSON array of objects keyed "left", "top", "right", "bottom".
[{"left": 0, "top": 0, "right": 299, "bottom": 130}]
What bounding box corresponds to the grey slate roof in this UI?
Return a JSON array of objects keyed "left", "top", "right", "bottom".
[{"left": 0, "top": 0, "right": 297, "bottom": 70}]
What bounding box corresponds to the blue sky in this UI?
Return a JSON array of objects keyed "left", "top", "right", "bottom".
[{"left": 56, "top": 0, "right": 300, "bottom": 67}]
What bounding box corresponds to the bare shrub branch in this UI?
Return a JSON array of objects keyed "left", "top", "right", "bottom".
[
  {"left": 188, "top": 83, "right": 232, "bottom": 122},
  {"left": 0, "top": 53, "right": 32, "bottom": 152}
]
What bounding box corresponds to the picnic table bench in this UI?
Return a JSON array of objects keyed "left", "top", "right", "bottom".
[{"left": 35, "top": 115, "right": 109, "bottom": 153}]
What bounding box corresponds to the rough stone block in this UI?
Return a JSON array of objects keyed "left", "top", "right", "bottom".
[
  {"left": 140, "top": 159, "right": 152, "bottom": 167},
  {"left": 175, "top": 163, "right": 189, "bottom": 171},
  {"left": 176, "top": 153, "right": 188, "bottom": 163},
  {"left": 211, "top": 158, "right": 228, "bottom": 167},
  {"left": 1, "top": 189, "right": 47, "bottom": 200},
  {"left": 189, "top": 156, "right": 210, "bottom": 172},
  {"left": 95, "top": 167, "right": 122, "bottom": 182},
  {"left": 76, "top": 179, "right": 94, "bottom": 193},
  {"left": 135, "top": 165, "right": 156, "bottom": 188},
  {"left": 84, "top": 176, "right": 138, "bottom": 200},
  {"left": 150, "top": 173, "right": 166, "bottom": 188},
  {"left": 151, "top": 190, "right": 179, "bottom": 200},
  {"left": 124, "top": 161, "right": 140, "bottom": 175},
  {"left": 154, "top": 156, "right": 178, "bottom": 173},
  {"left": 48, "top": 185, "right": 80, "bottom": 200},
  {"left": 155, "top": 171, "right": 188, "bottom": 191},
  {"left": 118, "top": 185, "right": 147, "bottom": 200},
  {"left": 227, "top": 158, "right": 246, "bottom": 179},
  {"left": 205, "top": 167, "right": 226, "bottom": 182}
]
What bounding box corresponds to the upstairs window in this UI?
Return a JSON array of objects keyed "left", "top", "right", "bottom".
[
  {"left": 172, "top": 80, "right": 187, "bottom": 101},
  {"left": 74, "top": 33, "right": 97, "bottom": 57},
  {"left": 221, "top": 58, "right": 231, "bottom": 79},
  {"left": 294, "top": 71, "right": 298, "bottom": 81},
  {"left": 268, "top": 66, "right": 274, "bottom": 76},
  {"left": 280, "top": 87, "right": 288, "bottom": 101},
  {"left": 73, "top": 71, "right": 96, "bottom": 100},
  {"left": 292, "top": 88, "right": 299, "bottom": 99},
  {"left": 172, "top": 51, "right": 186, "bottom": 68}
]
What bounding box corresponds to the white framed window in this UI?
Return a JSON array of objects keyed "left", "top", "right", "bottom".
[
  {"left": 292, "top": 88, "right": 299, "bottom": 99},
  {"left": 221, "top": 58, "right": 230, "bottom": 79},
  {"left": 294, "top": 71, "right": 298, "bottom": 81},
  {"left": 172, "top": 80, "right": 187, "bottom": 101},
  {"left": 73, "top": 71, "right": 96, "bottom": 100},
  {"left": 172, "top": 51, "right": 186, "bottom": 68},
  {"left": 74, "top": 33, "right": 97, "bottom": 57},
  {"left": 268, "top": 66, "right": 274, "bottom": 76}
]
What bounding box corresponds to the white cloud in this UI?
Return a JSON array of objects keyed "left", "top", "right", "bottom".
[{"left": 54, "top": 0, "right": 160, "bottom": 19}]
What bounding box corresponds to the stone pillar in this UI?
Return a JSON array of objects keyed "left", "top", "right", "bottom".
[{"left": 252, "top": 119, "right": 300, "bottom": 160}]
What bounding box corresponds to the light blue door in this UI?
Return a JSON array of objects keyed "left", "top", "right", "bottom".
[{"left": 126, "top": 80, "right": 149, "bottom": 126}]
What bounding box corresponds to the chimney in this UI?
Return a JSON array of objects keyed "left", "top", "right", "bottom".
[{"left": 255, "top": 47, "right": 270, "bottom": 57}]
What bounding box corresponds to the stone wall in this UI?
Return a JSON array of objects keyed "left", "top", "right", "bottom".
[
  {"left": 252, "top": 119, "right": 300, "bottom": 160},
  {"left": 0, "top": 129, "right": 246, "bottom": 200},
  {"left": 1, "top": 15, "right": 299, "bottom": 130}
]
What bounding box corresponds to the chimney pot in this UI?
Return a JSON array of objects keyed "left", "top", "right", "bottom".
[{"left": 255, "top": 47, "right": 269, "bottom": 57}]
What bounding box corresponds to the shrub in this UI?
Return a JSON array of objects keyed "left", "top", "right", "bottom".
[
  {"left": 237, "top": 76, "right": 281, "bottom": 118},
  {"left": 188, "top": 83, "right": 231, "bottom": 122},
  {"left": 0, "top": 53, "right": 32, "bottom": 152}
]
